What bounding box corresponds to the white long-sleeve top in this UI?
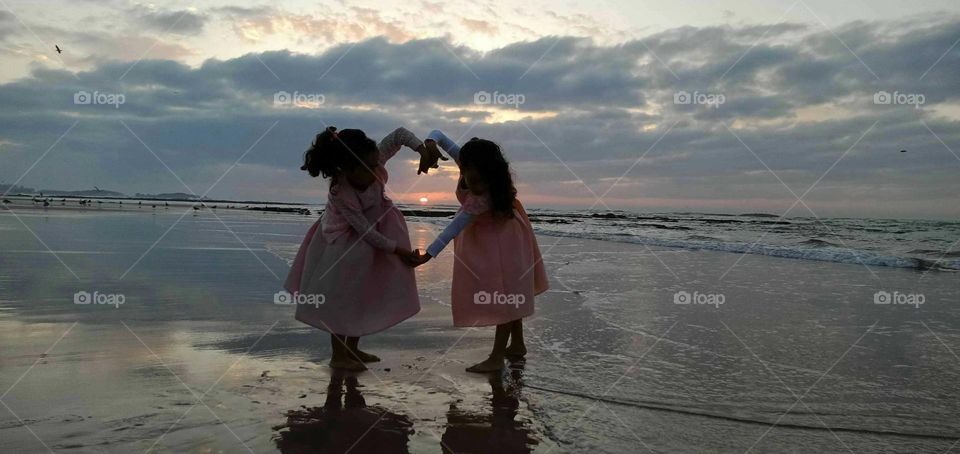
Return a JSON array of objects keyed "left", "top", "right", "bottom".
[{"left": 425, "top": 130, "right": 477, "bottom": 257}]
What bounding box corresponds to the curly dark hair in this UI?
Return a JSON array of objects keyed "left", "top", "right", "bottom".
[
  {"left": 459, "top": 138, "right": 516, "bottom": 219},
  {"left": 300, "top": 126, "right": 377, "bottom": 183}
]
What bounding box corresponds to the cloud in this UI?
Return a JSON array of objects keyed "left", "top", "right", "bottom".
[
  {"left": 135, "top": 8, "right": 209, "bottom": 35},
  {"left": 213, "top": 6, "right": 417, "bottom": 45},
  {"left": 0, "top": 11, "right": 15, "bottom": 41},
  {"left": 0, "top": 16, "right": 958, "bottom": 218},
  {"left": 460, "top": 18, "right": 498, "bottom": 35}
]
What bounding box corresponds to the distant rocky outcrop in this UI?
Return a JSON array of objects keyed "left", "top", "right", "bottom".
[
  {"left": 41, "top": 188, "right": 126, "bottom": 197},
  {"left": 134, "top": 192, "right": 202, "bottom": 200},
  {"left": 0, "top": 184, "right": 36, "bottom": 195}
]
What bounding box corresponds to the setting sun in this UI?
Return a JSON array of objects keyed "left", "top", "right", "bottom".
[{"left": 418, "top": 196, "right": 429, "bottom": 204}]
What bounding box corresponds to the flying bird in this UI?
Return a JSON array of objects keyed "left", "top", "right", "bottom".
[
  {"left": 900, "top": 149, "right": 907, "bottom": 153},
  {"left": 55, "top": 45, "right": 62, "bottom": 54}
]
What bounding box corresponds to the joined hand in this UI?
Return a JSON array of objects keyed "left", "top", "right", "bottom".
[
  {"left": 397, "top": 248, "right": 431, "bottom": 267},
  {"left": 417, "top": 140, "right": 448, "bottom": 175}
]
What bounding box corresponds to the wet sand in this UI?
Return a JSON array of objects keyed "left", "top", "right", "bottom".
[{"left": 1, "top": 206, "right": 958, "bottom": 453}]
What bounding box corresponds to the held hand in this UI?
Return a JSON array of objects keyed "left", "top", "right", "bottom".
[
  {"left": 395, "top": 247, "right": 421, "bottom": 267},
  {"left": 417, "top": 140, "right": 448, "bottom": 175},
  {"left": 412, "top": 251, "right": 433, "bottom": 267}
]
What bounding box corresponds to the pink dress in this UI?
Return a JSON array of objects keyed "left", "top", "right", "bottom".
[
  {"left": 450, "top": 192, "right": 548, "bottom": 327},
  {"left": 284, "top": 128, "right": 422, "bottom": 337},
  {"left": 423, "top": 129, "right": 548, "bottom": 327}
]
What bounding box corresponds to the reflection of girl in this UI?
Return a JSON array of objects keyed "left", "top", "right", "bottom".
[
  {"left": 275, "top": 372, "right": 414, "bottom": 453},
  {"left": 441, "top": 369, "right": 536, "bottom": 453}
]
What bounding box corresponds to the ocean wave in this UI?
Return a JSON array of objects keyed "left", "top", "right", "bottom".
[
  {"left": 798, "top": 238, "right": 843, "bottom": 248},
  {"left": 685, "top": 234, "right": 721, "bottom": 241},
  {"left": 530, "top": 228, "right": 960, "bottom": 271},
  {"left": 415, "top": 215, "right": 960, "bottom": 271}
]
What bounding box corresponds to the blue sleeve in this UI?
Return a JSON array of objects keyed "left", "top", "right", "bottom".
[
  {"left": 427, "top": 130, "right": 461, "bottom": 164},
  {"left": 426, "top": 211, "right": 474, "bottom": 257}
]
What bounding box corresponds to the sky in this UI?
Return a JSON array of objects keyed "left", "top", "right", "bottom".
[{"left": 0, "top": 0, "right": 958, "bottom": 218}]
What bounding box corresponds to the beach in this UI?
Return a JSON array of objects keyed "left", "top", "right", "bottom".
[{"left": 1, "top": 204, "right": 958, "bottom": 453}]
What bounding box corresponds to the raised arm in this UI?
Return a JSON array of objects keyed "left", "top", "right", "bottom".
[
  {"left": 426, "top": 130, "right": 461, "bottom": 164},
  {"left": 378, "top": 127, "right": 424, "bottom": 165}
]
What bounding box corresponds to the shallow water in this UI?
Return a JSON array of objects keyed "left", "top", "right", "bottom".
[{"left": 0, "top": 206, "right": 958, "bottom": 453}]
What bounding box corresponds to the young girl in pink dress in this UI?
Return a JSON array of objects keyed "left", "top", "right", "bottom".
[
  {"left": 285, "top": 126, "right": 428, "bottom": 371},
  {"left": 414, "top": 130, "right": 549, "bottom": 373}
]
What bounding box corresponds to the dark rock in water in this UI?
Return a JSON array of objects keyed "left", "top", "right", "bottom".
[
  {"left": 739, "top": 213, "right": 780, "bottom": 218},
  {"left": 246, "top": 206, "right": 312, "bottom": 215},
  {"left": 399, "top": 209, "right": 458, "bottom": 217},
  {"left": 590, "top": 212, "right": 627, "bottom": 219},
  {"left": 638, "top": 215, "right": 678, "bottom": 222},
  {"left": 636, "top": 223, "right": 691, "bottom": 230},
  {"left": 530, "top": 218, "right": 571, "bottom": 224},
  {"left": 700, "top": 218, "right": 743, "bottom": 224}
]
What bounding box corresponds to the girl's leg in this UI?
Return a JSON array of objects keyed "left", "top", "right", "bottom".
[
  {"left": 346, "top": 336, "right": 381, "bottom": 363},
  {"left": 466, "top": 323, "right": 511, "bottom": 373},
  {"left": 505, "top": 319, "right": 527, "bottom": 358},
  {"left": 344, "top": 375, "right": 366, "bottom": 408},
  {"left": 329, "top": 333, "right": 366, "bottom": 371},
  {"left": 324, "top": 371, "right": 345, "bottom": 410}
]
